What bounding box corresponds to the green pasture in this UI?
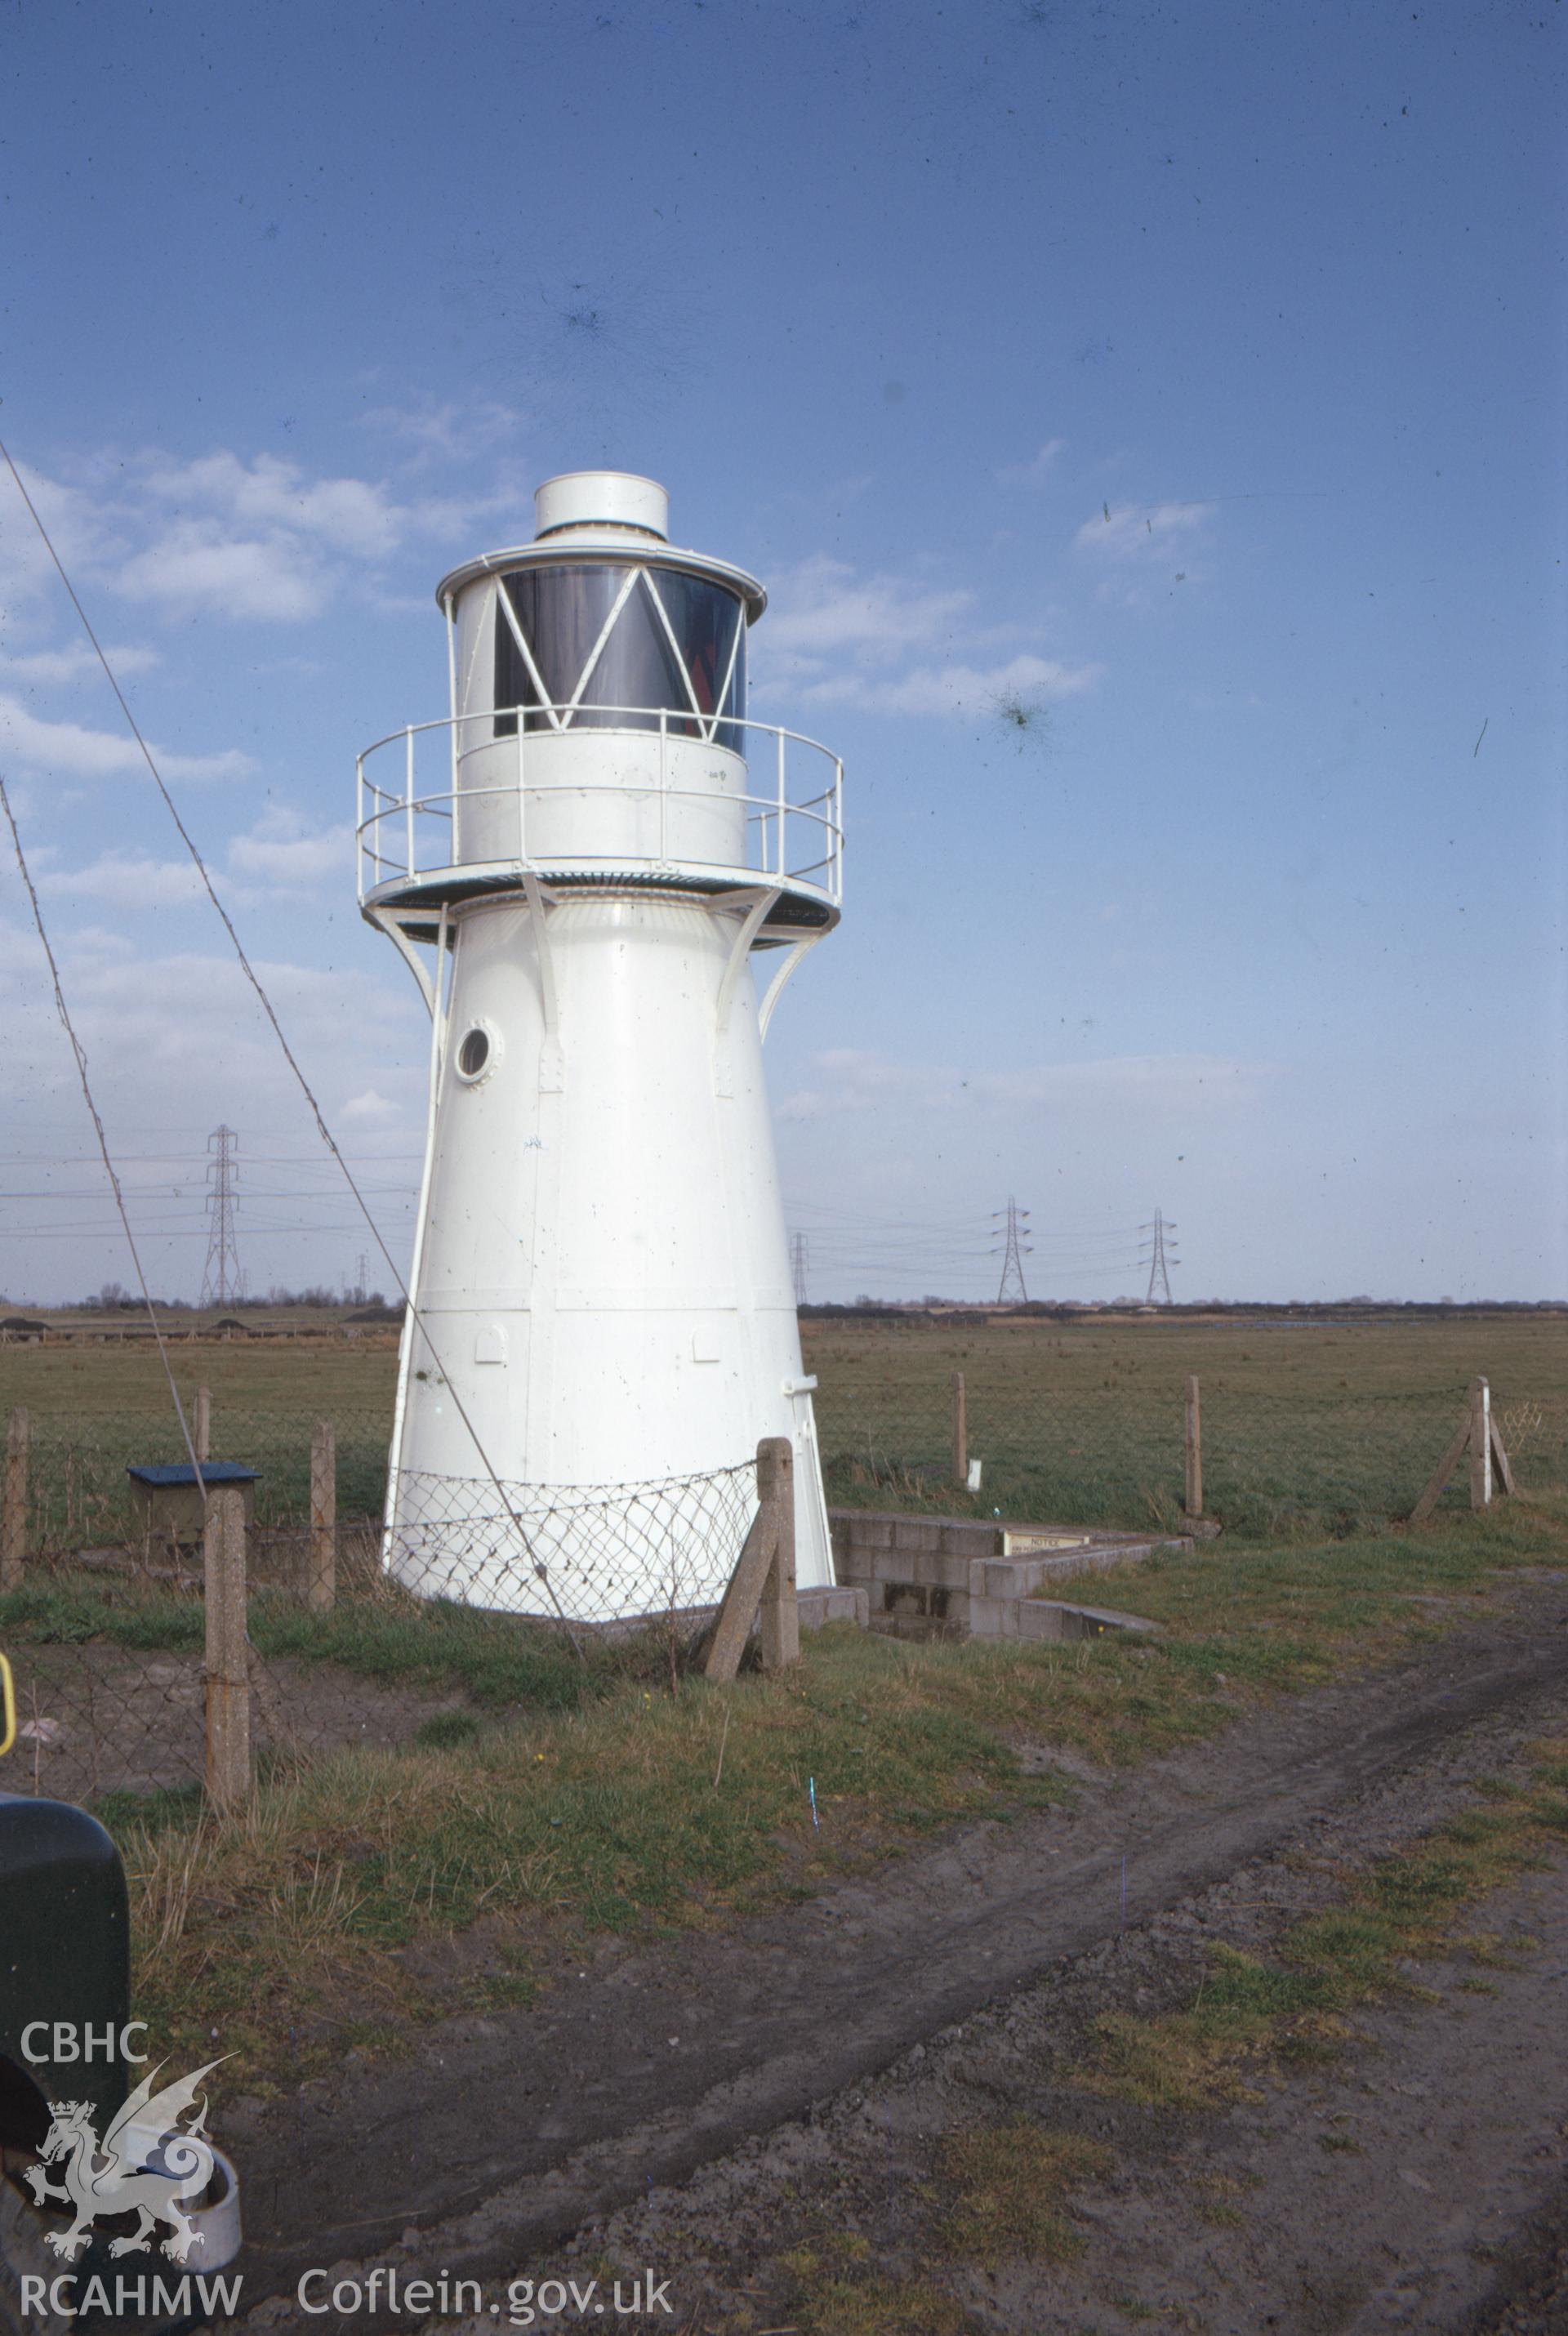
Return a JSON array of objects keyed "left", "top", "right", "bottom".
[{"left": 4, "top": 1310, "right": 1567, "bottom": 1546}]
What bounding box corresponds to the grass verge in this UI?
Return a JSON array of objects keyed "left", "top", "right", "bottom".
[
  {"left": 90, "top": 1492, "right": 1568, "bottom": 2089},
  {"left": 778, "top": 1743, "right": 1568, "bottom": 2332},
  {"left": 1083, "top": 1735, "right": 1568, "bottom": 2111},
  {"left": 938, "top": 2122, "right": 1115, "bottom": 2263}
]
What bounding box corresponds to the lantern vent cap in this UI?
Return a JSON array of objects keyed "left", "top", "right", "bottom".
[{"left": 533, "top": 471, "right": 669, "bottom": 542}]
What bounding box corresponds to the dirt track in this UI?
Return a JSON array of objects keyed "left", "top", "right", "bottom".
[{"left": 221, "top": 1567, "right": 1568, "bottom": 2331}]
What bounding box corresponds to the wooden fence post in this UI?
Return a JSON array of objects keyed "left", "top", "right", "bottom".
[
  {"left": 1184, "top": 1376, "right": 1202, "bottom": 1519},
  {"left": 951, "top": 1371, "right": 968, "bottom": 1488},
  {"left": 2, "top": 1407, "right": 28, "bottom": 1590},
  {"left": 1410, "top": 1374, "right": 1510, "bottom": 1524},
  {"left": 309, "top": 1420, "right": 336, "bottom": 1612},
  {"left": 704, "top": 1437, "right": 793, "bottom": 1684},
  {"left": 1490, "top": 1404, "right": 1517, "bottom": 1496},
  {"left": 1469, "top": 1375, "right": 1492, "bottom": 1509},
  {"left": 758, "top": 1438, "right": 799, "bottom": 1671},
  {"left": 204, "top": 1487, "right": 251, "bottom": 1812},
  {"left": 194, "top": 1385, "right": 211, "bottom": 1465}
]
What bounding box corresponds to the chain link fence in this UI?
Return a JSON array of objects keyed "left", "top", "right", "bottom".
[
  {"left": 0, "top": 1460, "right": 758, "bottom": 1809},
  {"left": 805, "top": 1330, "right": 1568, "bottom": 1540},
  {"left": 385, "top": 1461, "right": 759, "bottom": 1625},
  {"left": 3, "top": 1322, "right": 1566, "bottom": 1810},
  {"left": 13, "top": 1403, "right": 393, "bottom": 1554}
]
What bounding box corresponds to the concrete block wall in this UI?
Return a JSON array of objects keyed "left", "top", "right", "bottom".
[
  {"left": 798, "top": 1584, "right": 869, "bottom": 1633},
  {"left": 829, "top": 1508, "right": 1185, "bottom": 1646}
]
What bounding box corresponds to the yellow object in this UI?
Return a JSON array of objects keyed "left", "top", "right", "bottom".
[{"left": 0, "top": 1652, "right": 14, "bottom": 1759}]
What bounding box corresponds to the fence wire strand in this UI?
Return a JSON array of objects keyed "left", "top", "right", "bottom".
[
  {"left": 0, "top": 1458, "right": 758, "bottom": 1805},
  {"left": 4, "top": 1332, "right": 1566, "bottom": 1809}
]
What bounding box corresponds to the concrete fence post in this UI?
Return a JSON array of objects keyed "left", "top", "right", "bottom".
[
  {"left": 1469, "top": 1375, "right": 1492, "bottom": 1509},
  {"left": 194, "top": 1385, "right": 211, "bottom": 1465},
  {"left": 309, "top": 1420, "right": 336, "bottom": 1612},
  {"left": 758, "top": 1435, "right": 799, "bottom": 1671},
  {"left": 2, "top": 1407, "right": 28, "bottom": 1590},
  {"left": 203, "top": 1486, "right": 251, "bottom": 1812},
  {"left": 1184, "top": 1375, "right": 1203, "bottom": 1519},
  {"left": 951, "top": 1371, "right": 968, "bottom": 1489}
]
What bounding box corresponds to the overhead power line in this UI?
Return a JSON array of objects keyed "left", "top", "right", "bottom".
[
  {"left": 0, "top": 778, "right": 205, "bottom": 1482},
  {"left": 2, "top": 427, "right": 590, "bottom": 1653}
]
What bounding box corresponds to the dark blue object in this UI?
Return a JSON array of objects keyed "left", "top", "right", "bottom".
[{"left": 125, "top": 1463, "right": 259, "bottom": 1487}]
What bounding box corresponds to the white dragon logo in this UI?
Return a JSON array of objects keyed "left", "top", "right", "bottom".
[{"left": 22, "top": 2058, "right": 225, "bottom": 2262}]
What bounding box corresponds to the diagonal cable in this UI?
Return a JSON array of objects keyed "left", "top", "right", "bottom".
[
  {"left": 0, "top": 775, "right": 207, "bottom": 1492},
  {"left": 0, "top": 433, "right": 594, "bottom": 1652}
]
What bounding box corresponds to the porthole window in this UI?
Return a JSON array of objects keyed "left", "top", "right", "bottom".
[{"left": 455, "top": 1023, "right": 496, "bottom": 1083}]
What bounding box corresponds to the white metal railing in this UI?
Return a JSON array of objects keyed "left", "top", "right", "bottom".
[{"left": 354, "top": 703, "right": 844, "bottom": 908}]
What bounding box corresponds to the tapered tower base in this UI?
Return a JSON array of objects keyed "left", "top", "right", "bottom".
[
  {"left": 359, "top": 470, "right": 844, "bottom": 1625},
  {"left": 384, "top": 889, "right": 831, "bottom": 1621}
]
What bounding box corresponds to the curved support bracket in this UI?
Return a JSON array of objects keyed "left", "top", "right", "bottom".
[
  {"left": 711, "top": 887, "right": 781, "bottom": 1039},
  {"left": 708, "top": 886, "right": 780, "bottom": 1100},
  {"left": 366, "top": 906, "right": 446, "bottom": 1019},
  {"left": 758, "top": 933, "right": 822, "bottom": 1041},
  {"left": 520, "top": 872, "right": 560, "bottom": 1034},
  {"left": 522, "top": 871, "right": 564, "bottom": 1091}
]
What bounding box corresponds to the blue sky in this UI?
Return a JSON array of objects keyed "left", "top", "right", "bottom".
[{"left": 0, "top": 0, "right": 1562, "bottom": 1304}]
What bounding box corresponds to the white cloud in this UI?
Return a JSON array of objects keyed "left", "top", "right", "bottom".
[
  {"left": 800, "top": 649, "right": 1100, "bottom": 717},
  {"left": 3, "top": 642, "right": 161, "bottom": 684},
  {"left": 362, "top": 397, "right": 528, "bottom": 465},
  {"left": 37, "top": 853, "right": 207, "bottom": 910},
  {"left": 0, "top": 693, "right": 252, "bottom": 782},
  {"left": 115, "top": 526, "right": 328, "bottom": 621},
  {"left": 341, "top": 1088, "right": 400, "bottom": 1121},
  {"left": 998, "top": 439, "right": 1067, "bottom": 488},
  {"left": 763, "top": 555, "right": 973, "bottom": 671},
  {"left": 6, "top": 443, "right": 517, "bottom": 635},
  {"left": 1074, "top": 501, "right": 1214, "bottom": 558},
  {"left": 0, "top": 934, "right": 420, "bottom": 1113},
  {"left": 228, "top": 809, "right": 352, "bottom": 887},
  {"left": 0, "top": 913, "right": 431, "bottom": 1300},
  {"left": 755, "top": 554, "right": 1098, "bottom": 721},
  {"left": 33, "top": 809, "right": 351, "bottom": 914},
  {"left": 0, "top": 459, "right": 114, "bottom": 609},
  {"left": 141, "top": 451, "right": 403, "bottom": 559}
]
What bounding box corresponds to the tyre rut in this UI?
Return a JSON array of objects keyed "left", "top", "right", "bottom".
[{"left": 228, "top": 1580, "right": 1568, "bottom": 2306}]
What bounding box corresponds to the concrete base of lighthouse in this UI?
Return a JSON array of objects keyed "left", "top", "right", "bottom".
[{"left": 384, "top": 885, "right": 834, "bottom": 1623}]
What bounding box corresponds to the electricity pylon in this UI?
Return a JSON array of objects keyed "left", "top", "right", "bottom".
[
  {"left": 1140, "top": 1208, "right": 1178, "bottom": 1304},
  {"left": 992, "top": 1197, "right": 1031, "bottom": 1305},
  {"left": 200, "top": 1126, "right": 242, "bottom": 1308},
  {"left": 790, "top": 1231, "right": 809, "bottom": 1307}
]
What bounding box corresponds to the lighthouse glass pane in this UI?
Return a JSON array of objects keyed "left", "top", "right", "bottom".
[
  {"left": 650, "top": 571, "right": 733, "bottom": 711},
  {"left": 493, "top": 562, "right": 750, "bottom": 746},
  {"left": 580, "top": 578, "right": 693, "bottom": 733},
  {"left": 492, "top": 628, "right": 539, "bottom": 738},
  {"left": 717, "top": 609, "right": 746, "bottom": 753},
  {"left": 495, "top": 566, "right": 632, "bottom": 733}
]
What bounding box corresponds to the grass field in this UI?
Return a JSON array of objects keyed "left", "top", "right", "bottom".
[
  {"left": 803, "top": 1310, "right": 1568, "bottom": 1538},
  {"left": 0, "top": 1336, "right": 398, "bottom": 1540},
  {"left": 3, "top": 1308, "right": 1566, "bottom": 1546},
  {"left": 3, "top": 1308, "right": 1567, "bottom": 2081},
  {"left": 100, "top": 1494, "right": 1568, "bottom": 2086}
]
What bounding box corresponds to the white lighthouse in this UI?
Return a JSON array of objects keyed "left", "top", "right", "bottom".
[{"left": 356, "top": 473, "right": 842, "bottom": 1623}]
